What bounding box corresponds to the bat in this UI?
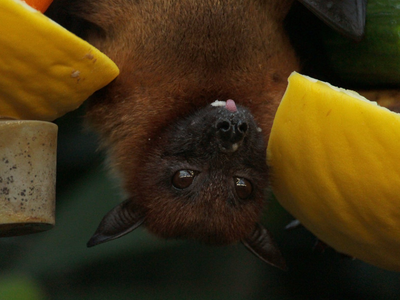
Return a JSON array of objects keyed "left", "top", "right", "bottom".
[{"left": 46, "top": 0, "right": 366, "bottom": 269}]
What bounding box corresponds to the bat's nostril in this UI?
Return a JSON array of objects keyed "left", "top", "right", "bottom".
[
  {"left": 216, "top": 120, "right": 231, "bottom": 132},
  {"left": 238, "top": 122, "right": 248, "bottom": 134}
]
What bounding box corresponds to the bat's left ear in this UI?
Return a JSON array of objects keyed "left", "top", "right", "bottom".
[
  {"left": 87, "top": 198, "right": 146, "bottom": 247},
  {"left": 242, "top": 223, "right": 287, "bottom": 270},
  {"left": 298, "top": 0, "right": 367, "bottom": 41}
]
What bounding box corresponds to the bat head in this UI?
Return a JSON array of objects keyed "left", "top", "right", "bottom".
[
  {"left": 141, "top": 99, "right": 267, "bottom": 244},
  {"left": 87, "top": 99, "right": 286, "bottom": 269}
]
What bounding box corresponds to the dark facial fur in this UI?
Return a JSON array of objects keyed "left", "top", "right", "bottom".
[
  {"left": 48, "top": 0, "right": 299, "bottom": 268},
  {"left": 141, "top": 103, "right": 268, "bottom": 245}
]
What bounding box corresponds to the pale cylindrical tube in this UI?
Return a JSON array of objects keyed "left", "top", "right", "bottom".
[{"left": 0, "top": 120, "right": 57, "bottom": 236}]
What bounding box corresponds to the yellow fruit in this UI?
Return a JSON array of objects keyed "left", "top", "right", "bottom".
[
  {"left": 0, "top": 0, "right": 119, "bottom": 121},
  {"left": 267, "top": 72, "right": 400, "bottom": 271}
]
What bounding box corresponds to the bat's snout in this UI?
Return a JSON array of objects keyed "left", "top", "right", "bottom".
[{"left": 216, "top": 113, "right": 249, "bottom": 153}]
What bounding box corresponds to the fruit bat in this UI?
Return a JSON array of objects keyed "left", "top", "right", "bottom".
[{"left": 46, "top": 0, "right": 366, "bottom": 269}]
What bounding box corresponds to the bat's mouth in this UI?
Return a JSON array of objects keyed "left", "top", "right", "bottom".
[
  {"left": 225, "top": 99, "right": 237, "bottom": 112},
  {"left": 210, "top": 99, "right": 237, "bottom": 112}
]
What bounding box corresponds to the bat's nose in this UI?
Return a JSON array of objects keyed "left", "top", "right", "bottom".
[{"left": 216, "top": 117, "right": 248, "bottom": 153}]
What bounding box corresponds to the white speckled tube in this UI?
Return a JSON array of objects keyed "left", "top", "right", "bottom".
[{"left": 0, "top": 120, "right": 57, "bottom": 236}]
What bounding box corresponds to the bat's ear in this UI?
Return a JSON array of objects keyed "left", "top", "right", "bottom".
[
  {"left": 298, "top": 0, "right": 367, "bottom": 41},
  {"left": 242, "top": 223, "right": 287, "bottom": 270},
  {"left": 87, "top": 199, "right": 146, "bottom": 247}
]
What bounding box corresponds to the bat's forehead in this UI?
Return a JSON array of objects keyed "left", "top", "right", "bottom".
[{"left": 144, "top": 182, "right": 264, "bottom": 245}]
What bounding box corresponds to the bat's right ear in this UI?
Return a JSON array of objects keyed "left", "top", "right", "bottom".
[
  {"left": 298, "top": 0, "right": 367, "bottom": 41},
  {"left": 87, "top": 199, "right": 146, "bottom": 247},
  {"left": 242, "top": 223, "right": 287, "bottom": 270}
]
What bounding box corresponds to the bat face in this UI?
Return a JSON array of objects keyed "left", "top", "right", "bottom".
[{"left": 139, "top": 101, "right": 268, "bottom": 245}]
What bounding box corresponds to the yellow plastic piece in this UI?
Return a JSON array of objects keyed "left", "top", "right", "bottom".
[
  {"left": 0, "top": 0, "right": 119, "bottom": 121},
  {"left": 267, "top": 72, "right": 400, "bottom": 271}
]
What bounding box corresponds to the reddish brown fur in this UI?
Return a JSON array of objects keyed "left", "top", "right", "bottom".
[
  {"left": 54, "top": 0, "right": 299, "bottom": 244},
  {"left": 82, "top": 1, "right": 298, "bottom": 179}
]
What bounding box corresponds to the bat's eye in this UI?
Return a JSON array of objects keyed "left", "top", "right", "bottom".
[
  {"left": 234, "top": 177, "right": 253, "bottom": 199},
  {"left": 172, "top": 170, "right": 196, "bottom": 189}
]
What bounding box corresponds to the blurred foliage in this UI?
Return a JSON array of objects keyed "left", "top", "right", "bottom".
[
  {"left": 0, "top": 274, "right": 44, "bottom": 300},
  {"left": 0, "top": 104, "right": 399, "bottom": 300}
]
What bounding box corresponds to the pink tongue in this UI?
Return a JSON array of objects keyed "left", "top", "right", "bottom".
[{"left": 226, "top": 99, "right": 237, "bottom": 112}]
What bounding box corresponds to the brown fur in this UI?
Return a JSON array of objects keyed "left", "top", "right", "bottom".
[
  {"left": 81, "top": 0, "right": 298, "bottom": 186},
  {"left": 49, "top": 0, "right": 299, "bottom": 247}
]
